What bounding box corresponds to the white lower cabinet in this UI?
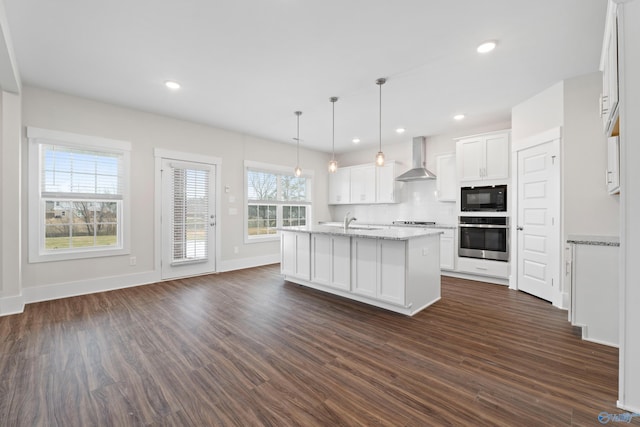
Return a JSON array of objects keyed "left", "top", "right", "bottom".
[
  {"left": 281, "top": 232, "right": 310, "bottom": 280},
  {"left": 352, "top": 238, "right": 406, "bottom": 305},
  {"left": 281, "top": 230, "right": 441, "bottom": 316},
  {"left": 569, "top": 241, "right": 619, "bottom": 346},
  {"left": 311, "top": 234, "right": 350, "bottom": 291},
  {"left": 439, "top": 229, "right": 455, "bottom": 271},
  {"left": 377, "top": 239, "right": 406, "bottom": 305},
  {"left": 456, "top": 256, "right": 509, "bottom": 278},
  {"left": 351, "top": 238, "right": 379, "bottom": 298}
]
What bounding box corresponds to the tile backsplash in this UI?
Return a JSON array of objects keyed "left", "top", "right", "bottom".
[{"left": 329, "top": 180, "right": 457, "bottom": 226}]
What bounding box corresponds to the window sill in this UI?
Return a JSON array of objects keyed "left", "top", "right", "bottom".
[{"left": 29, "top": 246, "right": 130, "bottom": 263}]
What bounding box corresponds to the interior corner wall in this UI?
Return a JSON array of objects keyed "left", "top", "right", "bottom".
[
  {"left": 0, "top": 89, "right": 23, "bottom": 315},
  {"left": 563, "top": 72, "right": 619, "bottom": 237},
  {"left": 19, "top": 86, "right": 331, "bottom": 299}
]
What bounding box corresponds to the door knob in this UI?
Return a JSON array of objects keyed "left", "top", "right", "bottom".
[{"left": 517, "top": 226, "right": 523, "bottom": 231}]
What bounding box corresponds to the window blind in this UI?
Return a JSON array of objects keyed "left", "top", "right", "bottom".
[
  {"left": 171, "top": 166, "right": 210, "bottom": 264},
  {"left": 41, "top": 144, "right": 124, "bottom": 199}
]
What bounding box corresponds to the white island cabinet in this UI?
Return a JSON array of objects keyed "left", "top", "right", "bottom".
[{"left": 281, "top": 225, "right": 442, "bottom": 316}]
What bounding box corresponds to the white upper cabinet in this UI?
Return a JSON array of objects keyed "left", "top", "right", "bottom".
[
  {"left": 376, "top": 162, "right": 398, "bottom": 203},
  {"left": 456, "top": 131, "right": 510, "bottom": 183},
  {"left": 328, "top": 167, "right": 351, "bottom": 204},
  {"left": 436, "top": 153, "right": 457, "bottom": 202},
  {"left": 607, "top": 136, "right": 620, "bottom": 195},
  {"left": 350, "top": 165, "right": 376, "bottom": 204},
  {"left": 328, "top": 161, "right": 399, "bottom": 205},
  {"left": 600, "top": 1, "right": 619, "bottom": 136}
]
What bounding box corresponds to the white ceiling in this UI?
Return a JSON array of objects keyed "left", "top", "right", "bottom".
[{"left": 3, "top": 0, "right": 607, "bottom": 154}]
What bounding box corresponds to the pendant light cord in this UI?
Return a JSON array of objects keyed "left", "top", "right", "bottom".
[
  {"left": 376, "top": 78, "right": 386, "bottom": 152},
  {"left": 331, "top": 98, "right": 336, "bottom": 160},
  {"left": 379, "top": 81, "right": 382, "bottom": 152},
  {"left": 295, "top": 111, "right": 301, "bottom": 166}
]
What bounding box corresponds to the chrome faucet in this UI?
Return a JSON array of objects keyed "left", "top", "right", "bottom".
[{"left": 343, "top": 211, "right": 357, "bottom": 230}]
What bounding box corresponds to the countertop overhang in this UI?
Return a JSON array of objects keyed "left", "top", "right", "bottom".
[{"left": 280, "top": 225, "right": 442, "bottom": 241}]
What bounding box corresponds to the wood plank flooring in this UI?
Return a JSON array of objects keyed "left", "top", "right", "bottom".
[{"left": 0, "top": 264, "right": 634, "bottom": 426}]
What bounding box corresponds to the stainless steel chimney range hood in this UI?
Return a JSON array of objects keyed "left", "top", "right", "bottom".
[{"left": 395, "top": 136, "right": 437, "bottom": 181}]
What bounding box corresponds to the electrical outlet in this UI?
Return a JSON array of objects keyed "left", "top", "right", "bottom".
[{"left": 129, "top": 256, "right": 137, "bottom": 266}]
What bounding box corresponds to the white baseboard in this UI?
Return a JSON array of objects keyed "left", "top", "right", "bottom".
[
  {"left": 617, "top": 401, "right": 640, "bottom": 415},
  {"left": 22, "top": 270, "right": 161, "bottom": 304},
  {"left": 3, "top": 255, "right": 280, "bottom": 315},
  {"left": 219, "top": 254, "right": 280, "bottom": 272},
  {"left": 0, "top": 294, "right": 25, "bottom": 316}
]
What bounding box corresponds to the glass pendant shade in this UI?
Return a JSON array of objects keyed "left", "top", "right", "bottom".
[
  {"left": 328, "top": 159, "right": 338, "bottom": 173},
  {"left": 294, "top": 166, "right": 302, "bottom": 177},
  {"left": 375, "top": 151, "right": 385, "bottom": 167}
]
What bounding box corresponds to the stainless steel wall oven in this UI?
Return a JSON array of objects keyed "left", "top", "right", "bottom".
[{"left": 458, "top": 216, "right": 509, "bottom": 262}]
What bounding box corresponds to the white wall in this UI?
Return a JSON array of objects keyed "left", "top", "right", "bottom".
[
  {"left": 19, "top": 86, "right": 331, "bottom": 295},
  {"left": 330, "top": 121, "right": 510, "bottom": 225},
  {"left": 511, "top": 81, "right": 564, "bottom": 143},
  {"left": 563, "top": 72, "right": 619, "bottom": 237},
  {"left": 618, "top": 0, "right": 640, "bottom": 413}
]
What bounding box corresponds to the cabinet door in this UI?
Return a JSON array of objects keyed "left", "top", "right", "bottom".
[
  {"left": 376, "top": 163, "right": 397, "bottom": 203},
  {"left": 436, "top": 154, "right": 457, "bottom": 201},
  {"left": 351, "top": 238, "right": 377, "bottom": 298},
  {"left": 331, "top": 236, "right": 351, "bottom": 291},
  {"left": 601, "top": 15, "right": 619, "bottom": 134},
  {"left": 281, "top": 232, "right": 297, "bottom": 276},
  {"left": 607, "top": 136, "right": 620, "bottom": 194},
  {"left": 439, "top": 230, "right": 455, "bottom": 270},
  {"left": 457, "top": 138, "right": 484, "bottom": 182},
  {"left": 311, "top": 234, "right": 332, "bottom": 285},
  {"left": 350, "top": 165, "right": 376, "bottom": 204},
  {"left": 378, "top": 240, "right": 406, "bottom": 305},
  {"left": 328, "top": 167, "right": 351, "bottom": 204},
  {"left": 484, "top": 133, "right": 510, "bottom": 180},
  {"left": 295, "top": 233, "right": 311, "bottom": 280}
]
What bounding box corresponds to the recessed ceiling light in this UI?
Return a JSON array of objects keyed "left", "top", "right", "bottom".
[
  {"left": 396, "top": 128, "right": 406, "bottom": 134},
  {"left": 454, "top": 114, "right": 465, "bottom": 121},
  {"left": 352, "top": 138, "right": 360, "bottom": 144},
  {"left": 477, "top": 41, "right": 497, "bottom": 54},
  {"left": 165, "top": 80, "right": 181, "bottom": 90}
]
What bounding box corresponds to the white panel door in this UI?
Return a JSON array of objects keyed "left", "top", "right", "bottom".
[
  {"left": 161, "top": 159, "right": 216, "bottom": 279},
  {"left": 516, "top": 140, "right": 559, "bottom": 302}
]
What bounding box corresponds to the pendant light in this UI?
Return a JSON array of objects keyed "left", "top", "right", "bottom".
[
  {"left": 375, "top": 78, "right": 386, "bottom": 167},
  {"left": 328, "top": 97, "right": 338, "bottom": 173},
  {"left": 294, "top": 111, "right": 303, "bottom": 177}
]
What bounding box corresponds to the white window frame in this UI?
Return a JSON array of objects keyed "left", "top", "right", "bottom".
[
  {"left": 28, "top": 127, "right": 131, "bottom": 263},
  {"left": 244, "top": 160, "right": 313, "bottom": 243}
]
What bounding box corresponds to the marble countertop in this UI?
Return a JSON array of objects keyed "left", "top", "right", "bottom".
[
  {"left": 280, "top": 225, "right": 443, "bottom": 241},
  {"left": 566, "top": 235, "right": 620, "bottom": 247},
  {"left": 318, "top": 221, "right": 457, "bottom": 230}
]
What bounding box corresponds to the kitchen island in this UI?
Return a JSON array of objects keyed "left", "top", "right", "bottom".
[{"left": 280, "top": 225, "right": 442, "bottom": 316}]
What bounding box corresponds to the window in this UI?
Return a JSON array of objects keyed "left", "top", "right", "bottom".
[
  {"left": 28, "top": 127, "right": 131, "bottom": 262},
  {"left": 245, "top": 161, "right": 312, "bottom": 241}
]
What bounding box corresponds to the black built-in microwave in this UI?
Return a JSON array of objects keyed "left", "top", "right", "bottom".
[{"left": 460, "top": 185, "right": 507, "bottom": 212}]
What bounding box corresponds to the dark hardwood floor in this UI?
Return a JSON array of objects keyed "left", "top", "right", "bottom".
[{"left": 0, "top": 264, "right": 633, "bottom": 426}]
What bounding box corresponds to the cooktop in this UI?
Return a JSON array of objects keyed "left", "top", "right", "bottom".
[{"left": 392, "top": 220, "right": 436, "bottom": 226}]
